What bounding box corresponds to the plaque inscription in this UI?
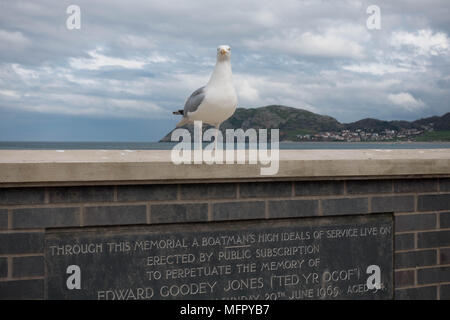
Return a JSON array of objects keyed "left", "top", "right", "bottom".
[{"left": 45, "top": 214, "right": 393, "bottom": 300}]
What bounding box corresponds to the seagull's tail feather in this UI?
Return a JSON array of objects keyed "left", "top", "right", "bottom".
[
  {"left": 176, "top": 117, "right": 190, "bottom": 128},
  {"left": 172, "top": 109, "right": 184, "bottom": 115}
]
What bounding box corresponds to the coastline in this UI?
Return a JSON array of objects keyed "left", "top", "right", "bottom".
[{"left": 0, "top": 140, "right": 449, "bottom": 150}]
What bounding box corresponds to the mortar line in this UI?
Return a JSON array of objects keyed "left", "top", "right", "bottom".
[
  {"left": 7, "top": 208, "right": 12, "bottom": 230},
  {"left": 414, "top": 268, "right": 418, "bottom": 286},
  {"left": 207, "top": 202, "right": 212, "bottom": 221},
  {"left": 0, "top": 275, "right": 45, "bottom": 282},
  {"left": 394, "top": 226, "right": 450, "bottom": 234},
  {"left": 437, "top": 211, "right": 441, "bottom": 229},
  {"left": 146, "top": 202, "right": 151, "bottom": 224},
  {"left": 0, "top": 228, "right": 45, "bottom": 234},
  {"left": 414, "top": 194, "right": 418, "bottom": 212},
  {"left": 394, "top": 211, "right": 438, "bottom": 216},
  {"left": 395, "top": 247, "right": 446, "bottom": 253},
  {"left": 414, "top": 232, "right": 418, "bottom": 250},
  {"left": 405, "top": 263, "right": 450, "bottom": 270},
  {"left": 264, "top": 200, "right": 269, "bottom": 219},
  {"left": 0, "top": 253, "right": 45, "bottom": 258},
  {"left": 0, "top": 191, "right": 449, "bottom": 209},
  {"left": 7, "top": 256, "right": 12, "bottom": 279},
  {"left": 394, "top": 283, "right": 441, "bottom": 290},
  {"left": 44, "top": 187, "right": 49, "bottom": 204},
  {"left": 80, "top": 204, "right": 85, "bottom": 227},
  {"left": 394, "top": 264, "right": 450, "bottom": 272}
]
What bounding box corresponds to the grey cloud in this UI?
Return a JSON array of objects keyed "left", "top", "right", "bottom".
[{"left": 0, "top": 0, "right": 449, "bottom": 127}]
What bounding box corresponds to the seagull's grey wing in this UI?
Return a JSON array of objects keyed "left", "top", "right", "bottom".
[{"left": 184, "top": 86, "right": 206, "bottom": 115}]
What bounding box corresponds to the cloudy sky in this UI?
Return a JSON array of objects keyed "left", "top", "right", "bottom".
[{"left": 0, "top": 0, "right": 449, "bottom": 141}]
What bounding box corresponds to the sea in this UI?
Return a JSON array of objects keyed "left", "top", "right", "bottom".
[{"left": 0, "top": 141, "right": 449, "bottom": 150}]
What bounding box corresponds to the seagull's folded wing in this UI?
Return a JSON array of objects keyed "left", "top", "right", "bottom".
[{"left": 184, "top": 86, "right": 206, "bottom": 115}]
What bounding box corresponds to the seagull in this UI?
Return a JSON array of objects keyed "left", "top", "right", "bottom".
[{"left": 173, "top": 45, "right": 238, "bottom": 148}]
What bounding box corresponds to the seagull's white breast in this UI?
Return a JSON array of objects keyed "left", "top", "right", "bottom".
[
  {"left": 185, "top": 56, "right": 238, "bottom": 126},
  {"left": 189, "top": 82, "right": 237, "bottom": 126}
]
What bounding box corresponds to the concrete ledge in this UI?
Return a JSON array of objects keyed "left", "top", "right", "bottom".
[{"left": 0, "top": 149, "right": 449, "bottom": 186}]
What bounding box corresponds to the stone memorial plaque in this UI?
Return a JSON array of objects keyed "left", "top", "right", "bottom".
[{"left": 45, "top": 213, "right": 393, "bottom": 300}]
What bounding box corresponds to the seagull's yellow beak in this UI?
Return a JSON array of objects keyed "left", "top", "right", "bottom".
[{"left": 220, "top": 48, "right": 227, "bottom": 55}]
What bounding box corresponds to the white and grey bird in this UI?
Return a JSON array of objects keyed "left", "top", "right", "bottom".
[{"left": 173, "top": 45, "right": 238, "bottom": 146}]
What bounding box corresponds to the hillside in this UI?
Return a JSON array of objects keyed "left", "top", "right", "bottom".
[
  {"left": 344, "top": 118, "right": 419, "bottom": 132},
  {"left": 413, "top": 113, "right": 450, "bottom": 131},
  {"left": 160, "top": 106, "right": 450, "bottom": 142},
  {"left": 220, "top": 106, "right": 343, "bottom": 140}
]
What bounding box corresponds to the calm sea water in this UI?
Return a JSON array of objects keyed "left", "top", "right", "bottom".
[{"left": 0, "top": 141, "right": 449, "bottom": 150}]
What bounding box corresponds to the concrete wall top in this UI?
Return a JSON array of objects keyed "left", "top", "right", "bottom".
[{"left": 0, "top": 149, "right": 449, "bottom": 186}]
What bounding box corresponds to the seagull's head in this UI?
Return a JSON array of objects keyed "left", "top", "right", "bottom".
[{"left": 217, "top": 45, "right": 231, "bottom": 61}]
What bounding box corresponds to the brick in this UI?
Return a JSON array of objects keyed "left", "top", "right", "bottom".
[
  {"left": 372, "top": 195, "right": 414, "bottom": 213},
  {"left": 418, "top": 194, "right": 450, "bottom": 211},
  {"left": 151, "top": 203, "right": 208, "bottom": 224},
  {"left": 418, "top": 230, "right": 450, "bottom": 248},
  {"left": 441, "top": 284, "right": 450, "bottom": 300},
  {"left": 394, "top": 213, "right": 436, "bottom": 232},
  {"left": 0, "top": 187, "right": 45, "bottom": 205},
  {"left": 321, "top": 197, "right": 368, "bottom": 216},
  {"left": 12, "top": 207, "right": 80, "bottom": 229},
  {"left": 440, "top": 178, "right": 450, "bottom": 192},
  {"left": 49, "top": 186, "right": 114, "bottom": 203},
  {"left": 0, "top": 209, "right": 7, "bottom": 230},
  {"left": 294, "top": 181, "right": 344, "bottom": 196},
  {"left": 417, "top": 266, "right": 450, "bottom": 285},
  {"left": 268, "top": 200, "right": 318, "bottom": 218},
  {"left": 212, "top": 201, "right": 265, "bottom": 221},
  {"left": 395, "top": 250, "right": 437, "bottom": 269},
  {"left": 239, "top": 182, "right": 291, "bottom": 198},
  {"left": 440, "top": 212, "right": 450, "bottom": 228},
  {"left": 0, "top": 279, "right": 43, "bottom": 300},
  {"left": 180, "top": 183, "right": 236, "bottom": 200},
  {"left": 84, "top": 205, "right": 146, "bottom": 226},
  {"left": 0, "top": 232, "right": 44, "bottom": 254},
  {"left": 440, "top": 248, "right": 450, "bottom": 265},
  {"left": 394, "top": 179, "right": 438, "bottom": 193},
  {"left": 395, "top": 233, "right": 415, "bottom": 251},
  {"left": 117, "top": 184, "right": 177, "bottom": 202},
  {"left": 12, "top": 256, "right": 44, "bottom": 278},
  {"left": 395, "top": 270, "right": 415, "bottom": 288},
  {"left": 346, "top": 179, "right": 392, "bottom": 195},
  {"left": 395, "top": 286, "right": 437, "bottom": 300},
  {"left": 0, "top": 257, "right": 7, "bottom": 278}
]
